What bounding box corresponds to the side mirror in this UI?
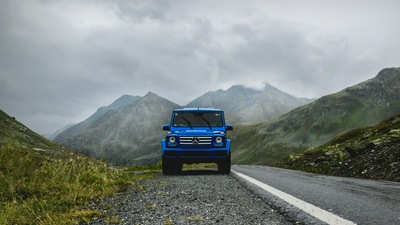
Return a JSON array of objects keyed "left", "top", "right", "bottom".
[
  {"left": 226, "top": 124, "right": 233, "bottom": 131},
  {"left": 163, "top": 124, "right": 170, "bottom": 131}
]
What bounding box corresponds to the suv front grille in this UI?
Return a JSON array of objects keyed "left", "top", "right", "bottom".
[{"left": 180, "top": 136, "right": 212, "bottom": 145}]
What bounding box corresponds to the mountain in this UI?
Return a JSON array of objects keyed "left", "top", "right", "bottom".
[
  {"left": 279, "top": 112, "right": 400, "bottom": 182},
  {"left": 186, "top": 83, "right": 312, "bottom": 125},
  {"left": 48, "top": 123, "right": 76, "bottom": 140},
  {"left": 54, "top": 83, "right": 309, "bottom": 166},
  {"left": 0, "top": 110, "right": 61, "bottom": 151},
  {"left": 232, "top": 67, "right": 400, "bottom": 166},
  {"left": 55, "top": 95, "right": 141, "bottom": 139},
  {"left": 54, "top": 92, "right": 179, "bottom": 165}
]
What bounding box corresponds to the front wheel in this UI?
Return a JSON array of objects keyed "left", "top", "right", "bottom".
[
  {"left": 218, "top": 153, "right": 231, "bottom": 174},
  {"left": 162, "top": 157, "right": 182, "bottom": 175},
  {"left": 162, "top": 157, "right": 173, "bottom": 175}
]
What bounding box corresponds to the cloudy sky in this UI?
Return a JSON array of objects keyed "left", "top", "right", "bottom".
[{"left": 1, "top": 0, "right": 399, "bottom": 135}]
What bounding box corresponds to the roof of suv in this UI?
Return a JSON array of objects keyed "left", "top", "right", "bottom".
[{"left": 174, "top": 108, "right": 223, "bottom": 112}]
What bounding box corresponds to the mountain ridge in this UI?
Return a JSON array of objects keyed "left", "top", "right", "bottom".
[
  {"left": 53, "top": 83, "right": 311, "bottom": 165},
  {"left": 232, "top": 67, "right": 400, "bottom": 166},
  {"left": 53, "top": 67, "right": 399, "bottom": 166},
  {"left": 187, "top": 83, "right": 312, "bottom": 124},
  {"left": 54, "top": 91, "right": 180, "bottom": 165},
  {"left": 55, "top": 94, "right": 141, "bottom": 139}
]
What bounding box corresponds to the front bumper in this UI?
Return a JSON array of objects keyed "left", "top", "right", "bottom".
[{"left": 161, "top": 139, "right": 231, "bottom": 161}]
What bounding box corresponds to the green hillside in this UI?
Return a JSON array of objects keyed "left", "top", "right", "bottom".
[
  {"left": 0, "top": 110, "right": 153, "bottom": 224},
  {"left": 232, "top": 67, "right": 400, "bottom": 166},
  {"left": 279, "top": 113, "right": 400, "bottom": 181}
]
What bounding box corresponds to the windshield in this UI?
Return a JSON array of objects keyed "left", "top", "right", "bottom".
[{"left": 172, "top": 111, "right": 223, "bottom": 128}]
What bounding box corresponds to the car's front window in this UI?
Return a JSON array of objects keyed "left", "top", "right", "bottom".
[{"left": 172, "top": 112, "right": 223, "bottom": 128}]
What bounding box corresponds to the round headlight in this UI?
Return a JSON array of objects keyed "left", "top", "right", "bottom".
[
  {"left": 215, "top": 136, "right": 223, "bottom": 144},
  {"left": 169, "top": 136, "right": 176, "bottom": 144}
]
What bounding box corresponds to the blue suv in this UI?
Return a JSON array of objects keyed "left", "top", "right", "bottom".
[{"left": 161, "top": 108, "right": 233, "bottom": 174}]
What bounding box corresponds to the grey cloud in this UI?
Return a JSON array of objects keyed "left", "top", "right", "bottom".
[
  {"left": 0, "top": 0, "right": 399, "bottom": 134},
  {"left": 209, "top": 22, "right": 369, "bottom": 97},
  {"left": 112, "top": 0, "right": 172, "bottom": 23}
]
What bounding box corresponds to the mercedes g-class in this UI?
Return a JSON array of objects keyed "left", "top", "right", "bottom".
[{"left": 161, "top": 108, "right": 233, "bottom": 174}]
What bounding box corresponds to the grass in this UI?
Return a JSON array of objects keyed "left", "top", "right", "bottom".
[
  {"left": 0, "top": 142, "right": 155, "bottom": 225},
  {"left": 186, "top": 215, "right": 204, "bottom": 221},
  {"left": 145, "top": 203, "right": 157, "bottom": 210},
  {"left": 164, "top": 218, "right": 174, "bottom": 225},
  {"left": 0, "top": 110, "right": 162, "bottom": 224},
  {"left": 183, "top": 163, "right": 217, "bottom": 169},
  {"left": 279, "top": 113, "right": 400, "bottom": 181}
]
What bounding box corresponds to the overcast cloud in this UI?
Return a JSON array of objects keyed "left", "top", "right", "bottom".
[{"left": 1, "top": 0, "right": 399, "bottom": 135}]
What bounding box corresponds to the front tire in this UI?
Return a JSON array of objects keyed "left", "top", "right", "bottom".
[
  {"left": 218, "top": 153, "right": 231, "bottom": 174},
  {"left": 162, "top": 157, "right": 182, "bottom": 175},
  {"left": 162, "top": 157, "right": 173, "bottom": 175}
]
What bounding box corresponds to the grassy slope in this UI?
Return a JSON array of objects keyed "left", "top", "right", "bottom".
[
  {"left": 232, "top": 67, "right": 400, "bottom": 166},
  {"left": 0, "top": 110, "right": 156, "bottom": 224},
  {"left": 279, "top": 113, "right": 400, "bottom": 181},
  {"left": 231, "top": 122, "right": 307, "bottom": 166}
]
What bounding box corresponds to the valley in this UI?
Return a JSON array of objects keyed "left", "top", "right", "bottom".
[
  {"left": 53, "top": 83, "right": 312, "bottom": 166},
  {"left": 52, "top": 67, "right": 400, "bottom": 176}
]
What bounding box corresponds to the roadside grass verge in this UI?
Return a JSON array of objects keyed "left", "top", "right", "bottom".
[
  {"left": 183, "top": 163, "right": 217, "bottom": 169},
  {"left": 0, "top": 142, "right": 156, "bottom": 225}
]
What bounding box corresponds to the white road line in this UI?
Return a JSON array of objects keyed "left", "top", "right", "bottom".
[{"left": 232, "top": 170, "right": 357, "bottom": 225}]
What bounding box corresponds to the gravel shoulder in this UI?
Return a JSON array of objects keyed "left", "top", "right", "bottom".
[{"left": 87, "top": 170, "right": 291, "bottom": 224}]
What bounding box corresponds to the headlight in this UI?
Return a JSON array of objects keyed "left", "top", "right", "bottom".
[
  {"left": 215, "top": 136, "right": 223, "bottom": 144},
  {"left": 169, "top": 136, "right": 176, "bottom": 144}
]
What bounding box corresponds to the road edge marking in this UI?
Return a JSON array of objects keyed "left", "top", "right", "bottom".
[{"left": 232, "top": 169, "right": 357, "bottom": 225}]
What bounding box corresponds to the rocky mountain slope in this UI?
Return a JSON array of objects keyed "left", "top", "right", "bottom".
[
  {"left": 279, "top": 113, "right": 400, "bottom": 182},
  {"left": 54, "top": 95, "right": 141, "bottom": 139},
  {"left": 48, "top": 123, "right": 76, "bottom": 140},
  {"left": 232, "top": 67, "right": 400, "bottom": 166},
  {"left": 54, "top": 92, "right": 179, "bottom": 165},
  {"left": 186, "top": 83, "right": 312, "bottom": 125}
]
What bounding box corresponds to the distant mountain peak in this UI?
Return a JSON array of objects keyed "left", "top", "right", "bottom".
[
  {"left": 143, "top": 91, "right": 158, "bottom": 97},
  {"left": 141, "top": 91, "right": 171, "bottom": 103},
  {"left": 186, "top": 83, "right": 312, "bottom": 124},
  {"left": 54, "top": 91, "right": 180, "bottom": 166},
  {"left": 119, "top": 94, "right": 134, "bottom": 98},
  {"left": 109, "top": 94, "right": 140, "bottom": 109},
  {"left": 376, "top": 67, "right": 400, "bottom": 79},
  {"left": 228, "top": 84, "right": 246, "bottom": 89},
  {"left": 227, "top": 82, "right": 279, "bottom": 92},
  {"left": 226, "top": 85, "right": 257, "bottom": 94}
]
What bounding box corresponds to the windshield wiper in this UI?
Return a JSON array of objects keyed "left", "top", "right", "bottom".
[
  {"left": 200, "top": 116, "right": 212, "bottom": 130},
  {"left": 180, "top": 116, "right": 193, "bottom": 129}
]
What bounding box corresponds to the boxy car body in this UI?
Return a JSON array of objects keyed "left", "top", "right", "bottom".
[{"left": 161, "top": 108, "right": 233, "bottom": 174}]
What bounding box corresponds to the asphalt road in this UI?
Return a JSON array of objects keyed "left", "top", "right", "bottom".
[{"left": 232, "top": 165, "right": 400, "bottom": 225}]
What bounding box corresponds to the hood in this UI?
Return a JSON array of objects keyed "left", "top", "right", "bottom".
[{"left": 169, "top": 127, "right": 226, "bottom": 135}]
